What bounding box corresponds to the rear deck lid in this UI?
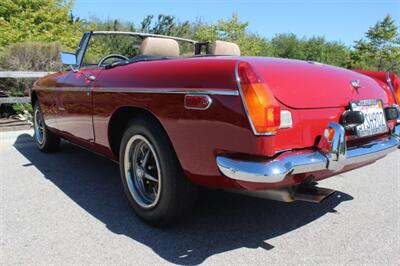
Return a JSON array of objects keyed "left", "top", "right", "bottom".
[{"left": 246, "top": 58, "right": 390, "bottom": 109}]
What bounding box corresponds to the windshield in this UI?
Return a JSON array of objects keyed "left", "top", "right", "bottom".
[
  {"left": 81, "top": 33, "right": 199, "bottom": 68},
  {"left": 82, "top": 34, "right": 142, "bottom": 67}
]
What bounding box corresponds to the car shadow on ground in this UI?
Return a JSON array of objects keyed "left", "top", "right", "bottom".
[{"left": 13, "top": 133, "right": 353, "bottom": 265}]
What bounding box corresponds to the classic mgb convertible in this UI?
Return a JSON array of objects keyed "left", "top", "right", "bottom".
[{"left": 31, "top": 31, "right": 400, "bottom": 225}]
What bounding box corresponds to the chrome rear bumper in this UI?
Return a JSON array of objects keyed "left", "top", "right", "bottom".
[{"left": 216, "top": 123, "right": 400, "bottom": 183}]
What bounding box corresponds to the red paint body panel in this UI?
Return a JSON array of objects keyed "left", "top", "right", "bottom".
[
  {"left": 353, "top": 69, "right": 399, "bottom": 104},
  {"left": 247, "top": 58, "right": 391, "bottom": 108},
  {"left": 33, "top": 56, "right": 396, "bottom": 190}
]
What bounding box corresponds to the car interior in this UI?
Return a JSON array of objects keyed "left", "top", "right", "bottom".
[{"left": 108, "top": 37, "right": 241, "bottom": 69}]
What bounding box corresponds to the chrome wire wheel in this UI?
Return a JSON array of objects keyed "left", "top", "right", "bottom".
[
  {"left": 124, "top": 135, "right": 161, "bottom": 208},
  {"left": 34, "top": 107, "right": 45, "bottom": 145}
]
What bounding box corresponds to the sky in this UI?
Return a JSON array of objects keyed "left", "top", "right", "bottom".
[{"left": 72, "top": 0, "right": 400, "bottom": 46}]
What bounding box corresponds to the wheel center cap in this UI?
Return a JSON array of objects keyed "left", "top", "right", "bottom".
[{"left": 135, "top": 167, "right": 144, "bottom": 178}]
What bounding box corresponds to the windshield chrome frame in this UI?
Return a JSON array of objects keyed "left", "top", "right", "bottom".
[{"left": 71, "top": 31, "right": 201, "bottom": 71}]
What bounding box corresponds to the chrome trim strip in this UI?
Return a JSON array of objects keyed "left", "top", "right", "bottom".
[
  {"left": 34, "top": 87, "right": 239, "bottom": 96},
  {"left": 234, "top": 61, "right": 276, "bottom": 136},
  {"left": 34, "top": 87, "right": 87, "bottom": 92},
  {"left": 184, "top": 94, "right": 213, "bottom": 110},
  {"left": 216, "top": 123, "right": 400, "bottom": 183},
  {"left": 94, "top": 88, "right": 239, "bottom": 96}
]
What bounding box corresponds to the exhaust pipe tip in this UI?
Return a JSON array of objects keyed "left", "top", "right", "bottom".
[
  {"left": 227, "top": 184, "right": 336, "bottom": 203},
  {"left": 292, "top": 185, "right": 336, "bottom": 203}
]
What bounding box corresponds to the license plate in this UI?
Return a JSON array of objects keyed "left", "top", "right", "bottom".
[{"left": 350, "top": 99, "right": 388, "bottom": 137}]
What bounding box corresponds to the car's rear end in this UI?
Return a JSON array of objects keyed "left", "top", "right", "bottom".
[{"left": 216, "top": 57, "right": 400, "bottom": 202}]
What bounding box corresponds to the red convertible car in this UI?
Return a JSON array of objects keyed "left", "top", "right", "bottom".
[{"left": 31, "top": 31, "right": 400, "bottom": 225}]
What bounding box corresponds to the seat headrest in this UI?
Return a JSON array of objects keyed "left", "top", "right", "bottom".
[
  {"left": 208, "top": 40, "right": 241, "bottom": 56},
  {"left": 139, "top": 37, "right": 180, "bottom": 57}
]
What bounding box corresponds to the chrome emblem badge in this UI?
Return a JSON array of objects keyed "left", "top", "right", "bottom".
[{"left": 351, "top": 80, "right": 361, "bottom": 89}]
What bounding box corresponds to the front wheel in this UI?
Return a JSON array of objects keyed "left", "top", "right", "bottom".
[
  {"left": 33, "top": 102, "right": 60, "bottom": 152},
  {"left": 119, "top": 118, "right": 197, "bottom": 226}
]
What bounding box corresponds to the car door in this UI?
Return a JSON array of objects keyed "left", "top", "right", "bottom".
[
  {"left": 55, "top": 32, "right": 140, "bottom": 143},
  {"left": 55, "top": 68, "right": 100, "bottom": 142},
  {"left": 53, "top": 32, "right": 97, "bottom": 142}
]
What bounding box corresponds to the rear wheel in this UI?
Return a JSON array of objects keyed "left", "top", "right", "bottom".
[
  {"left": 33, "top": 102, "right": 60, "bottom": 152},
  {"left": 119, "top": 117, "right": 197, "bottom": 226}
]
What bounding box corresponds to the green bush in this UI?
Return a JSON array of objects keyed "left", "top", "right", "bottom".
[
  {"left": 0, "top": 0, "right": 83, "bottom": 51},
  {"left": 12, "top": 103, "right": 33, "bottom": 115}
]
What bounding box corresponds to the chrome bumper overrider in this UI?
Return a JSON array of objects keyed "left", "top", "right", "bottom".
[
  {"left": 394, "top": 122, "right": 400, "bottom": 140},
  {"left": 216, "top": 123, "right": 400, "bottom": 183}
]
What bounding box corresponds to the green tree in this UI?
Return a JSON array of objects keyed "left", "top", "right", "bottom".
[
  {"left": 139, "top": 14, "right": 191, "bottom": 37},
  {"left": 0, "top": 0, "right": 82, "bottom": 50},
  {"left": 194, "top": 13, "right": 271, "bottom": 56},
  {"left": 92, "top": 18, "right": 135, "bottom": 32},
  {"left": 303, "top": 37, "right": 350, "bottom": 67},
  {"left": 270, "top": 33, "right": 305, "bottom": 59},
  {"left": 138, "top": 14, "right": 195, "bottom": 54},
  {"left": 351, "top": 15, "right": 400, "bottom": 73}
]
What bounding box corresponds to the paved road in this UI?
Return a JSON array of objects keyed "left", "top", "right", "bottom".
[{"left": 1, "top": 130, "right": 399, "bottom": 265}]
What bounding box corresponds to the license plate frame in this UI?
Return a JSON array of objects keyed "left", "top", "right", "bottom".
[{"left": 350, "top": 99, "right": 388, "bottom": 137}]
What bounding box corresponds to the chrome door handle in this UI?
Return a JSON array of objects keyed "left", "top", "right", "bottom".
[{"left": 85, "top": 74, "right": 96, "bottom": 81}]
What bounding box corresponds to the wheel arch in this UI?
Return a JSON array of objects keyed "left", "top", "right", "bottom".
[{"left": 107, "top": 106, "right": 173, "bottom": 160}]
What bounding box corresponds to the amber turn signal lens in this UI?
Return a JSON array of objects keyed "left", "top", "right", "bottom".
[
  {"left": 391, "top": 73, "right": 400, "bottom": 104},
  {"left": 237, "top": 62, "right": 280, "bottom": 134},
  {"left": 324, "top": 127, "right": 335, "bottom": 143}
]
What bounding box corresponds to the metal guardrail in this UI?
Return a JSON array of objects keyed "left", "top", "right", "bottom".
[
  {"left": 0, "top": 97, "right": 30, "bottom": 104},
  {"left": 0, "top": 71, "right": 54, "bottom": 78},
  {"left": 0, "top": 71, "right": 53, "bottom": 105}
]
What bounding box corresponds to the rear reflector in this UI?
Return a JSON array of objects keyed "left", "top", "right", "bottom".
[
  {"left": 324, "top": 127, "right": 335, "bottom": 143},
  {"left": 280, "top": 110, "right": 293, "bottom": 128},
  {"left": 184, "top": 94, "right": 212, "bottom": 110},
  {"left": 237, "top": 62, "right": 281, "bottom": 135}
]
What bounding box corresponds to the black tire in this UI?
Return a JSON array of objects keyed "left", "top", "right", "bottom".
[
  {"left": 119, "top": 117, "right": 197, "bottom": 226},
  {"left": 33, "top": 101, "right": 60, "bottom": 152}
]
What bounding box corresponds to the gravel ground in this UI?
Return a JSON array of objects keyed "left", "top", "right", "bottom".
[{"left": 1, "top": 130, "right": 399, "bottom": 265}]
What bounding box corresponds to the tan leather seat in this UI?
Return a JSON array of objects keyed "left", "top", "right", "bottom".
[
  {"left": 208, "top": 40, "right": 241, "bottom": 56},
  {"left": 139, "top": 37, "right": 180, "bottom": 57}
]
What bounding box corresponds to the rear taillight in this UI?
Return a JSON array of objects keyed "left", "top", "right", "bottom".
[
  {"left": 392, "top": 74, "right": 400, "bottom": 103},
  {"left": 390, "top": 74, "right": 400, "bottom": 122},
  {"left": 236, "top": 62, "right": 281, "bottom": 135}
]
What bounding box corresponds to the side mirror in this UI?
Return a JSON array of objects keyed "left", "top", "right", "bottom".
[{"left": 60, "top": 52, "right": 78, "bottom": 71}]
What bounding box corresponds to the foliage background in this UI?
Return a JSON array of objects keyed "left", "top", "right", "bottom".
[
  {"left": 0, "top": 0, "right": 399, "bottom": 99},
  {"left": 1, "top": 0, "right": 399, "bottom": 72}
]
